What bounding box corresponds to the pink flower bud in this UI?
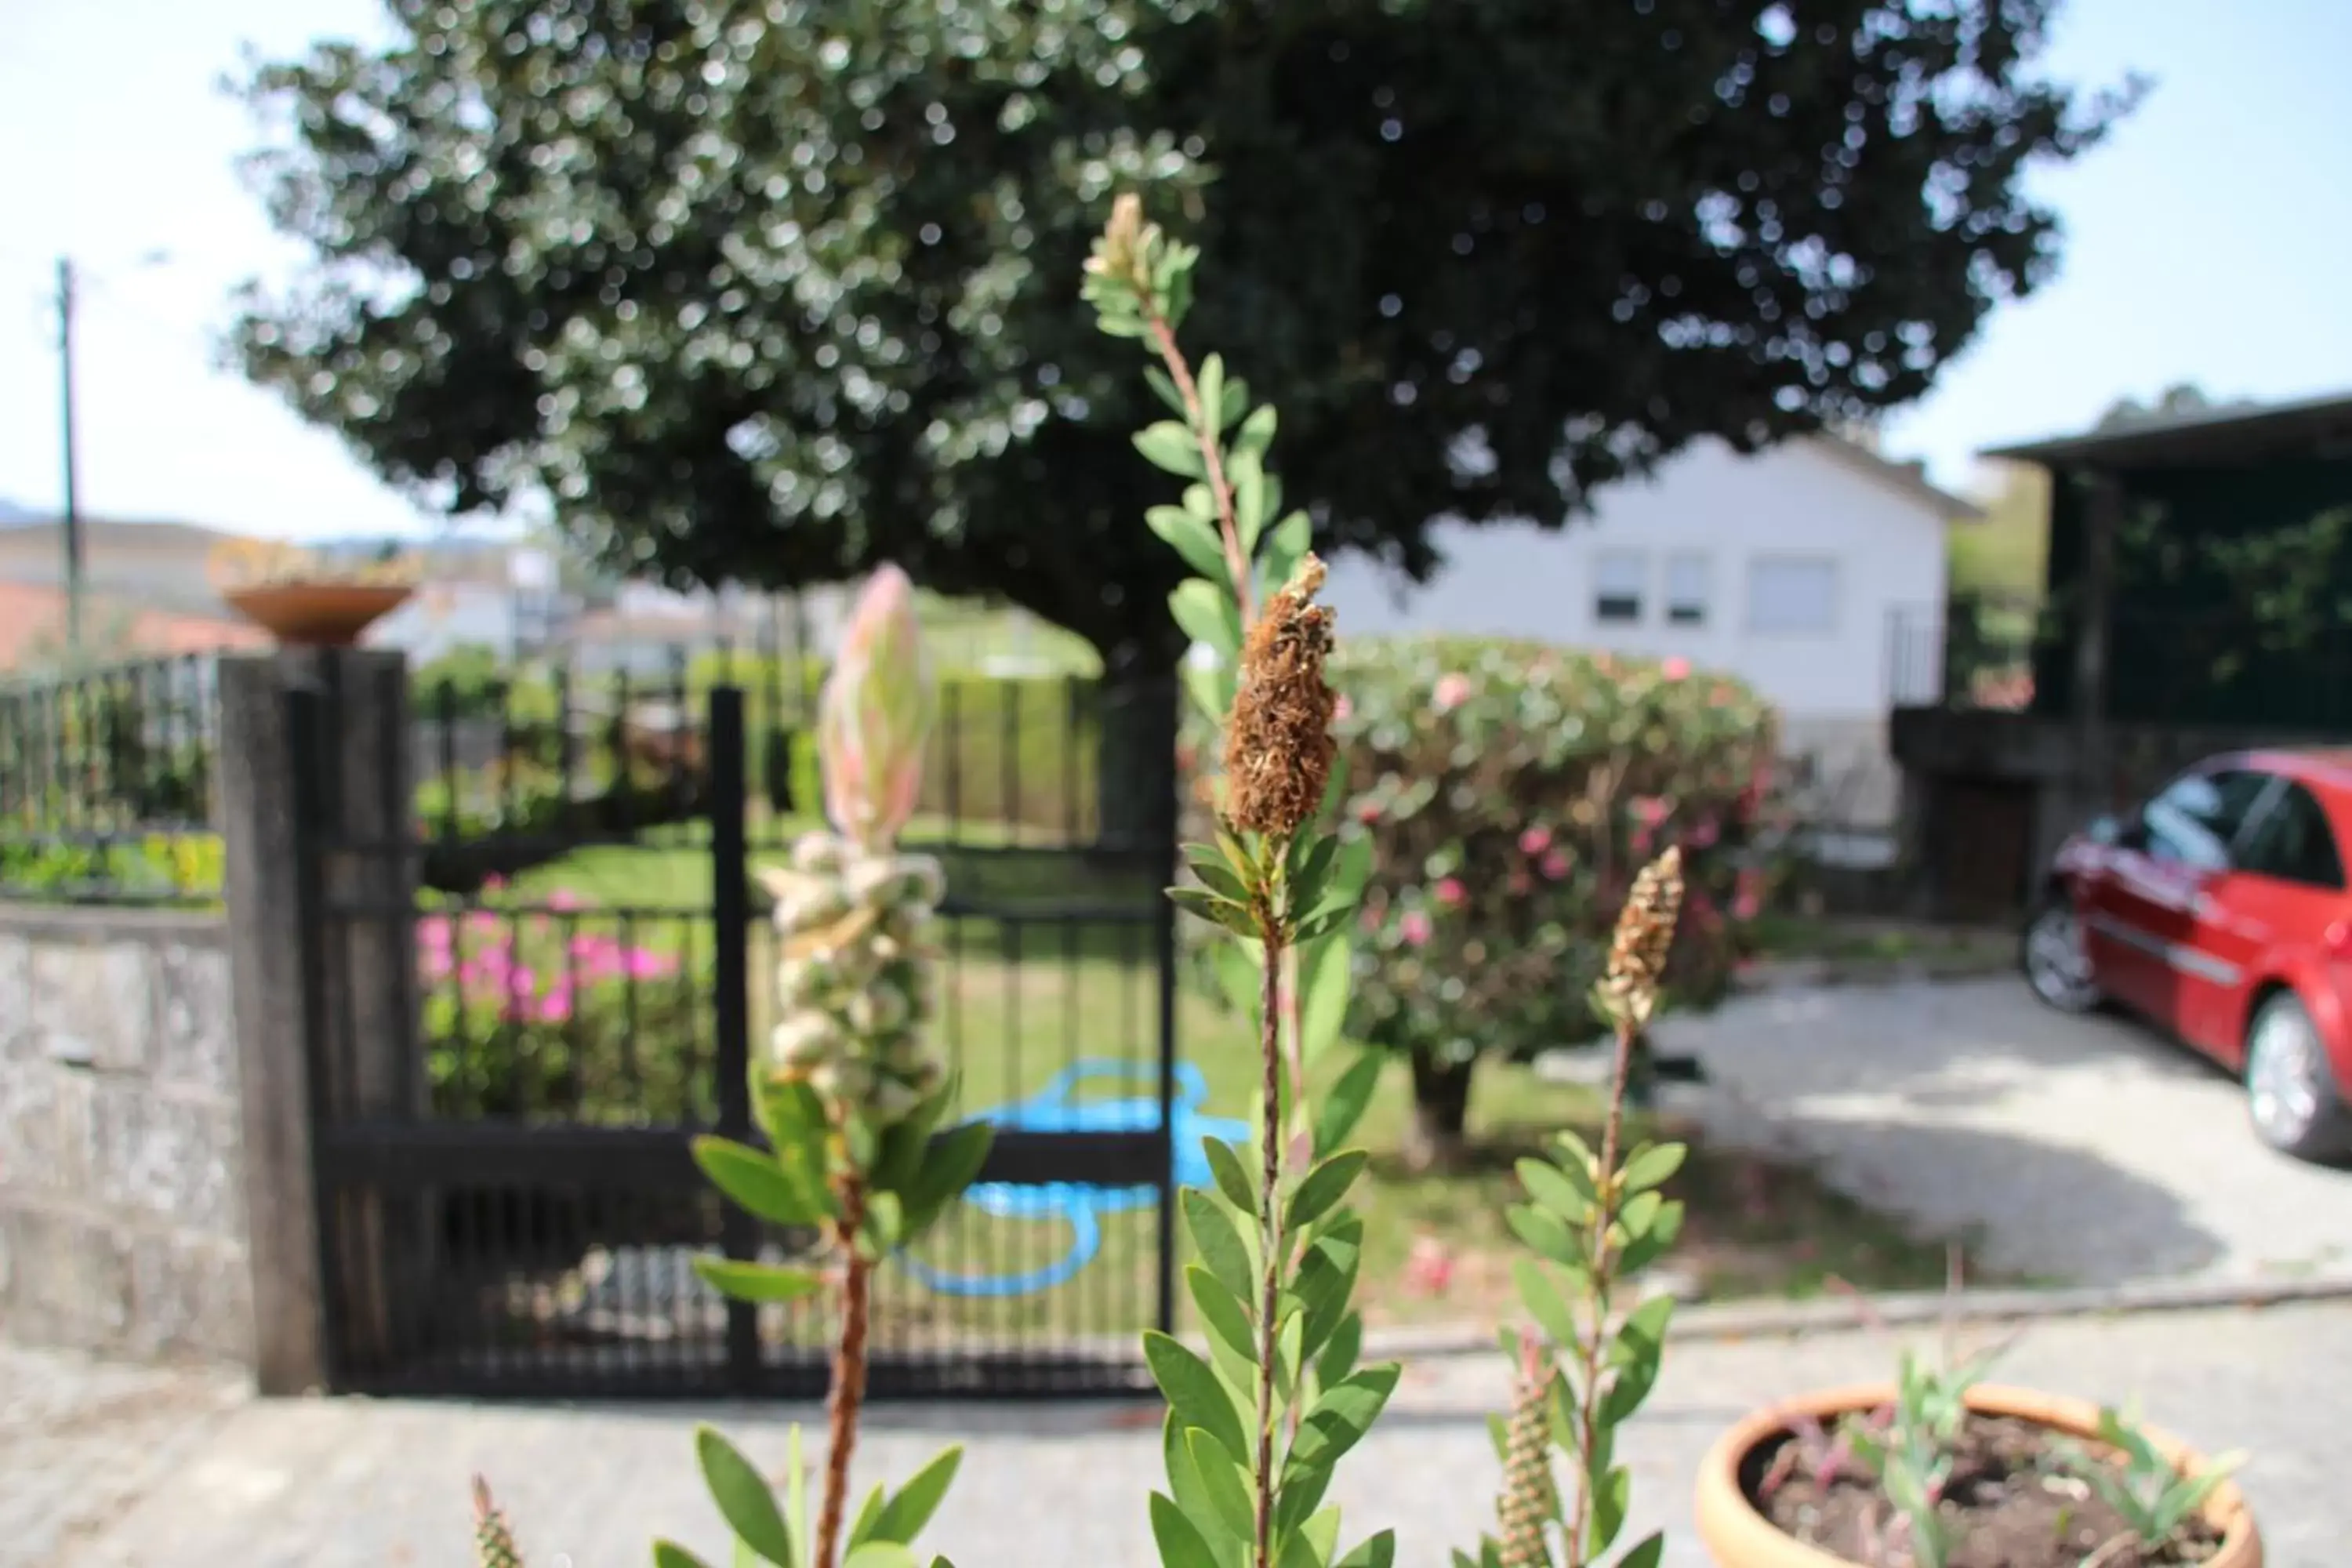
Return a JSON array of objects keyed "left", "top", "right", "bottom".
[
  {"left": 818, "top": 565, "right": 935, "bottom": 849},
  {"left": 1399, "top": 910, "right": 1433, "bottom": 947},
  {"left": 1662, "top": 656, "right": 1690, "bottom": 681},
  {"left": 1435, "top": 877, "right": 1467, "bottom": 908},
  {"left": 1432, "top": 673, "right": 1472, "bottom": 712}
]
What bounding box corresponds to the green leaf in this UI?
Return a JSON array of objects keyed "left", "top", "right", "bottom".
[
  {"left": 1312, "top": 1051, "right": 1381, "bottom": 1160},
  {"left": 1150, "top": 1491, "right": 1223, "bottom": 1568},
  {"left": 1144, "top": 1331, "right": 1251, "bottom": 1467},
  {"left": 901, "top": 1121, "right": 993, "bottom": 1236},
  {"left": 1183, "top": 1188, "right": 1255, "bottom": 1301},
  {"left": 1291, "top": 1236, "right": 1359, "bottom": 1363},
  {"left": 1137, "top": 421, "right": 1207, "bottom": 479},
  {"left": 1170, "top": 884, "right": 1258, "bottom": 936},
  {"left": 848, "top": 1484, "right": 887, "bottom": 1551},
  {"left": 1290, "top": 906, "right": 1352, "bottom": 945},
  {"left": 869, "top": 1445, "right": 963, "bottom": 1546},
  {"left": 1184, "top": 844, "right": 1256, "bottom": 906},
  {"left": 1618, "top": 1189, "right": 1665, "bottom": 1241},
  {"left": 1617, "top": 1531, "right": 1665, "bottom": 1568},
  {"left": 1143, "top": 365, "right": 1189, "bottom": 419},
  {"left": 1330, "top": 1530, "right": 1394, "bottom": 1568},
  {"left": 1203, "top": 1137, "right": 1257, "bottom": 1214},
  {"left": 1511, "top": 1258, "right": 1581, "bottom": 1350},
  {"left": 691, "top": 1258, "right": 826, "bottom": 1305},
  {"left": 1297, "top": 935, "right": 1355, "bottom": 1073},
  {"left": 784, "top": 1426, "right": 811, "bottom": 1568},
  {"left": 1169, "top": 578, "right": 1243, "bottom": 659},
  {"left": 692, "top": 1137, "right": 824, "bottom": 1227},
  {"left": 1187, "top": 1265, "right": 1258, "bottom": 1367},
  {"left": 1149, "top": 505, "right": 1232, "bottom": 587},
  {"left": 696, "top": 1425, "right": 794, "bottom": 1566},
  {"left": 1617, "top": 1199, "right": 1685, "bottom": 1276},
  {"left": 1261, "top": 511, "right": 1312, "bottom": 597},
  {"left": 1196, "top": 355, "right": 1226, "bottom": 435},
  {"left": 1587, "top": 1464, "right": 1631, "bottom": 1555},
  {"left": 1312, "top": 1310, "right": 1362, "bottom": 1392},
  {"left": 1181, "top": 659, "right": 1234, "bottom": 728},
  {"left": 1233, "top": 403, "right": 1279, "bottom": 465},
  {"left": 1505, "top": 1202, "right": 1584, "bottom": 1269},
  {"left": 859, "top": 1191, "right": 905, "bottom": 1257},
  {"left": 1619, "top": 1142, "right": 1686, "bottom": 1194},
  {"left": 1218, "top": 376, "right": 1248, "bottom": 430},
  {"left": 1516, "top": 1155, "right": 1596, "bottom": 1221},
  {"left": 1230, "top": 450, "right": 1269, "bottom": 555},
  {"left": 1185, "top": 1428, "right": 1256, "bottom": 1544},
  {"left": 1277, "top": 1505, "right": 1342, "bottom": 1568},
  {"left": 1287, "top": 1150, "right": 1368, "bottom": 1233},
  {"left": 654, "top": 1544, "right": 715, "bottom": 1568},
  {"left": 843, "top": 1547, "right": 918, "bottom": 1568},
  {"left": 1285, "top": 1363, "right": 1400, "bottom": 1478}
]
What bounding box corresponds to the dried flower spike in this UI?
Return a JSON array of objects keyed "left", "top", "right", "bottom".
[
  {"left": 1599, "top": 844, "right": 1685, "bottom": 1033},
  {"left": 1495, "top": 1335, "right": 1559, "bottom": 1568},
  {"left": 1224, "top": 554, "right": 1338, "bottom": 839},
  {"left": 472, "top": 1475, "right": 524, "bottom": 1568}
]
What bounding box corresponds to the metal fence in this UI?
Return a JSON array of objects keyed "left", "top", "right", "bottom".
[
  {"left": 302, "top": 655, "right": 1182, "bottom": 1399},
  {"left": 0, "top": 655, "right": 223, "bottom": 905}
]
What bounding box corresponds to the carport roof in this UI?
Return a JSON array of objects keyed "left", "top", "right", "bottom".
[{"left": 1981, "top": 388, "right": 2352, "bottom": 471}]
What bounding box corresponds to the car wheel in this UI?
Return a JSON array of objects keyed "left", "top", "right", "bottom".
[
  {"left": 2245, "top": 990, "right": 2352, "bottom": 1163},
  {"left": 2020, "top": 893, "right": 2101, "bottom": 1014}
]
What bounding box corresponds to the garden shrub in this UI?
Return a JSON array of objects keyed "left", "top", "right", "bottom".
[{"left": 1184, "top": 635, "right": 1779, "bottom": 1164}]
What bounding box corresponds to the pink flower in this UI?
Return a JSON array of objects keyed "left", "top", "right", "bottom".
[
  {"left": 482, "top": 875, "right": 509, "bottom": 893},
  {"left": 1661, "top": 656, "right": 1690, "bottom": 681},
  {"left": 546, "top": 887, "right": 585, "bottom": 912},
  {"left": 1540, "top": 849, "right": 1570, "bottom": 881},
  {"left": 539, "top": 985, "right": 575, "bottom": 1024},
  {"left": 1632, "top": 797, "right": 1671, "bottom": 826},
  {"left": 1333, "top": 694, "right": 1352, "bottom": 724},
  {"left": 1519, "top": 825, "right": 1552, "bottom": 855},
  {"left": 1432, "top": 673, "right": 1472, "bottom": 712},
  {"left": 1733, "top": 868, "right": 1764, "bottom": 921},
  {"left": 1688, "top": 816, "right": 1721, "bottom": 848},
  {"left": 1399, "top": 910, "right": 1433, "bottom": 947},
  {"left": 1435, "top": 877, "right": 1467, "bottom": 908},
  {"left": 1356, "top": 800, "right": 1384, "bottom": 825},
  {"left": 1632, "top": 825, "right": 1653, "bottom": 856},
  {"left": 625, "top": 948, "right": 679, "bottom": 981},
  {"left": 1403, "top": 1235, "right": 1455, "bottom": 1297},
  {"left": 819, "top": 564, "right": 934, "bottom": 849}
]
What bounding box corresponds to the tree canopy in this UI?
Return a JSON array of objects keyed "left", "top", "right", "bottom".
[{"left": 233, "top": 0, "right": 2135, "bottom": 677}]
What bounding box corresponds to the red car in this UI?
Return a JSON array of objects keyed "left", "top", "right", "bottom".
[{"left": 2022, "top": 750, "right": 2352, "bottom": 1162}]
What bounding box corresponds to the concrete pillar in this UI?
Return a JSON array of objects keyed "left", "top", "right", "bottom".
[{"left": 217, "top": 649, "right": 418, "bottom": 1394}]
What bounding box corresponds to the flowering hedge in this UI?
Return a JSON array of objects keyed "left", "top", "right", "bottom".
[
  {"left": 1329, "top": 637, "right": 1776, "bottom": 1059},
  {"left": 1181, "top": 634, "right": 1777, "bottom": 1152}
]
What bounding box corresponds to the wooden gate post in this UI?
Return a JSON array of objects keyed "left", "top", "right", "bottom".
[{"left": 219, "top": 648, "right": 419, "bottom": 1395}]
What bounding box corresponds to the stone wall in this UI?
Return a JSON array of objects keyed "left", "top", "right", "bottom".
[{"left": 0, "top": 906, "right": 250, "bottom": 1363}]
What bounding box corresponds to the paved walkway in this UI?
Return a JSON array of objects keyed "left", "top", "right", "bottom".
[
  {"left": 14, "top": 1300, "right": 2348, "bottom": 1567},
  {"left": 1662, "top": 975, "right": 2352, "bottom": 1286}
]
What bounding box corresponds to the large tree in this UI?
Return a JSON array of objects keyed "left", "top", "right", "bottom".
[{"left": 234, "top": 0, "right": 2133, "bottom": 697}]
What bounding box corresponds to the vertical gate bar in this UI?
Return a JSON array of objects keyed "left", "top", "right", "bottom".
[
  {"left": 1150, "top": 677, "right": 1180, "bottom": 1339},
  {"left": 285, "top": 682, "right": 346, "bottom": 1390},
  {"left": 708, "top": 684, "right": 760, "bottom": 1389}
]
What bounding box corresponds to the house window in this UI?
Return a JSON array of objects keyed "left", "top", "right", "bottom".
[
  {"left": 1744, "top": 557, "right": 1838, "bottom": 636},
  {"left": 1593, "top": 550, "right": 1645, "bottom": 623},
  {"left": 1664, "top": 553, "right": 1710, "bottom": 626}
]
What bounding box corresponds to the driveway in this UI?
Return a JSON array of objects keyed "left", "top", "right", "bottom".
[
  {"left": 1659, "top": 974, "right": 2352, "bottom": 1287},
  {"left": 19, "top": 1300, "right": 2350, "bottom": 1567}
]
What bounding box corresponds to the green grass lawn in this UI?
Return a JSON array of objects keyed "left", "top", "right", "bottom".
[{"left": 460, "top": 837, "right": 1983, "bottom": 1348}]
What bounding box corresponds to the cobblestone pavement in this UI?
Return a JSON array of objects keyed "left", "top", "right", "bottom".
[
  {"left": 1658, "top": 974, "right": 2352, "bottom": 1287},
  {"left": 17, "top": 1300, "right": 2347, "bottom": 1567}
]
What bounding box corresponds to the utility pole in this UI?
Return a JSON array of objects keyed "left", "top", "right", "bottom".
[{"left": 56, "top": 256, "right": 83, "bottom": 652}]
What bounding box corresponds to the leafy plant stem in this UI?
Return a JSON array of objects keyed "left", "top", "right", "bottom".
[
  {"left": 817, "top": 1176, "right": 873, "bottom": 1568},
  {"left": 1566, "top": 1017, "right": 1639, "bottom": 1559},
  {"left": 1252, "top": 906, "right": 1287, "bottom": 1568},
  {"left": 1143, "top": 313, "right": 1254, "bottom": 624}
]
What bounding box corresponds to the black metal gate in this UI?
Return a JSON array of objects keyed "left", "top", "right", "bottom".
[{"left": 298, "top": 662, "right": 1179, "bottom": 1398}]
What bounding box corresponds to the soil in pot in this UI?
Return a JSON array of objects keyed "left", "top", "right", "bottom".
[{"left": 1747, "top": 1413, "right": 2225, "bottom": 1568}]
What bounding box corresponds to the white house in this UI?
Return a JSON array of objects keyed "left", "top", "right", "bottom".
[{"left": 1317, "top": 434, "right": 1977, "bottom": 830}]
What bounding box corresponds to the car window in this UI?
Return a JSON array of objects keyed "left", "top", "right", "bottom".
[
  {"left": 2235, "top": 780, "right": 2347, "bottom": 890},
  {"left": 2138, "top": 768, "right": 2270, "bottom": 872}
]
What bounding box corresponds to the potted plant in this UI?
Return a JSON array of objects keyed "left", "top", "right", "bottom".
[
  {"left": 209, "top": 538, "right": 418, "bottom": 647},
  {"left": 1692, "top": 1297, "right": 2262, "bottom": 1568}
]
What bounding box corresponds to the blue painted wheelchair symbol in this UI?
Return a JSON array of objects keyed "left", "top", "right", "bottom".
[{"left": 895, "top": 1060, "right": 1249, "bottom": 1299}]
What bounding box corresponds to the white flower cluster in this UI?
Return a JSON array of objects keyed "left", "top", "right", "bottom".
[{"left": 764, "top": 832, "right": 946, "bottom": 1127}]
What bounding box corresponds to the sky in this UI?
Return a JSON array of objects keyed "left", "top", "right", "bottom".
[{"left": 0, "top": 0, "right": 2347, "bottom": 543}]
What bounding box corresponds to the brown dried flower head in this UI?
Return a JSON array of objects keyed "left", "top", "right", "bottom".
[
  {"left": 1223, "top": 554, "right": 1338, "bottom": 838},
  {"left": 1599, "top": 844, "right": 1686, "bottom": 1030}
]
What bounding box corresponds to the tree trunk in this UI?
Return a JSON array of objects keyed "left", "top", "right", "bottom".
[
  {"left": 1403, "top": 1051, "right": 1478, "bottom": 1173},
  {"left": 1094, "top": 652, "right": 1181, "bottom": 855}
]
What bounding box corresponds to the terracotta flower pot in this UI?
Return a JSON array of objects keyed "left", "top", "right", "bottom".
[
  {"left": 223, "top": 582, "right": 415, "bottom": 648},
  {"left": 1693, "top": 1381, "right": 2262, "bottom": 1568}
]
